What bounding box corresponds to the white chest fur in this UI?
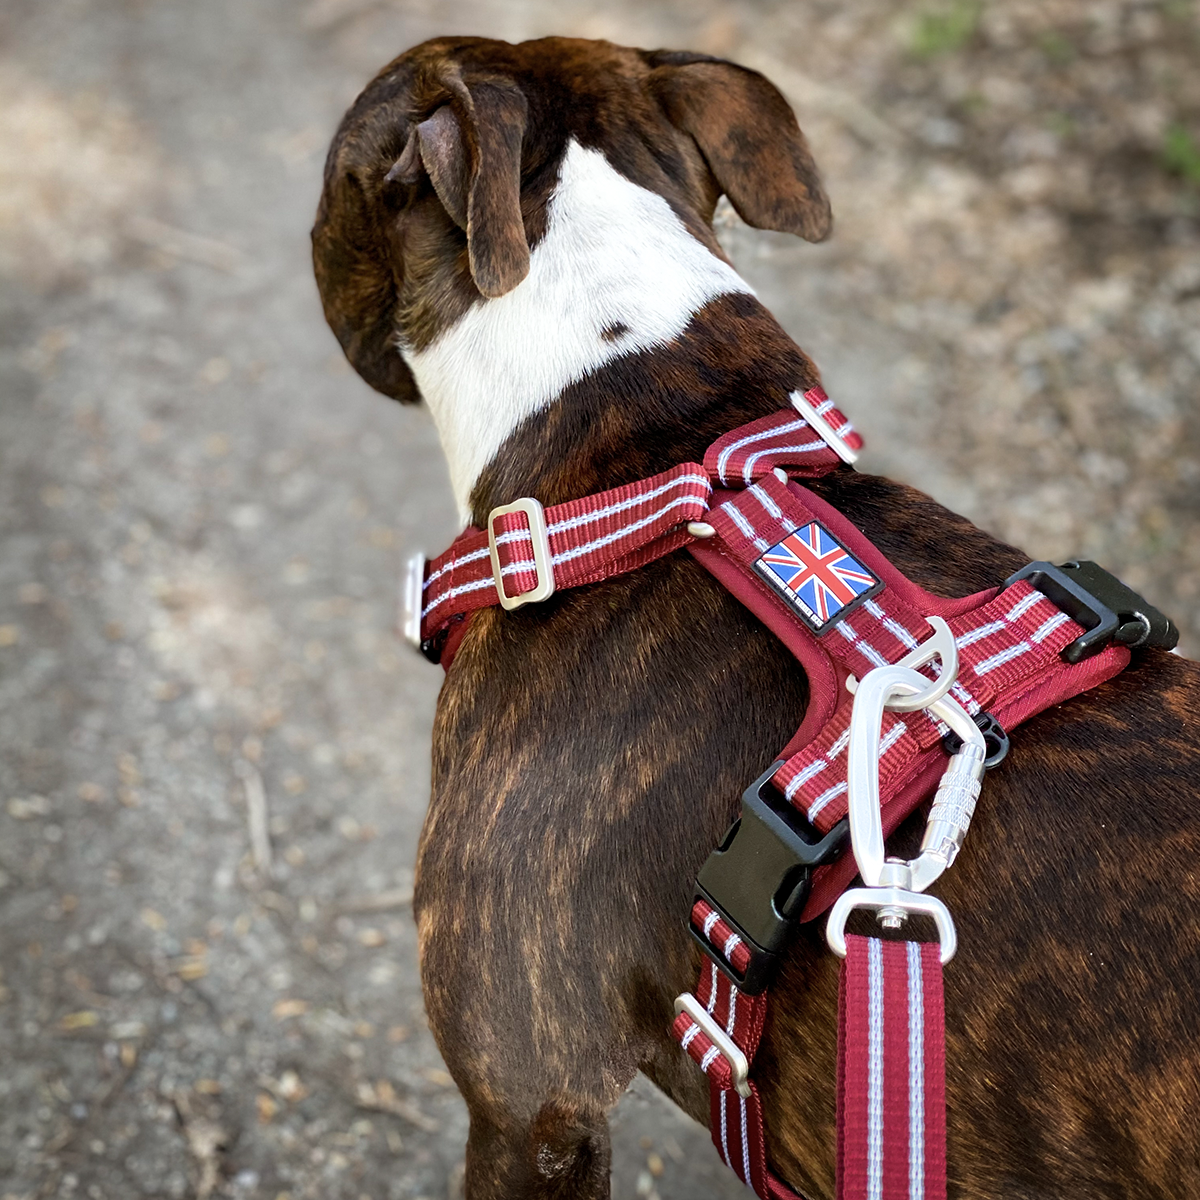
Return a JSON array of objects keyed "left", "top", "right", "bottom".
[{"left": 402, "top": 139, "right": 754, "bottom": 518}]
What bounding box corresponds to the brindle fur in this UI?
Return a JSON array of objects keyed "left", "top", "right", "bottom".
[{"left": 314, "top": 36, "right": 1200, "bottom": 1200}]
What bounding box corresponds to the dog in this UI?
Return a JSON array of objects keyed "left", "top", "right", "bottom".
[{"left": 313, "top": 36, "right": 1200, "bottom": 1200}]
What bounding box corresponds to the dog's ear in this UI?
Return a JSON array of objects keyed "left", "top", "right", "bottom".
[
  {"left": 648, "top": 53, "right": 832, "bottom": 243},
  {"left": 413, "top": 79, "right": 530, "bottom": 298},
  {"left": 312, "top": 165, "right": 419, "bottom": 403}
]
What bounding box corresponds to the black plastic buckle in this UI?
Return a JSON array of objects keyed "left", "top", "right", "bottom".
[
  {"left": 692, "top": 762, "right": 849, "bottom": 994},
  {"left": 1005, "top": 560, "right": 1179, "bottom": 664},
  {"left": 942, "top": 710, "right": 1009, "bottom": 769}
]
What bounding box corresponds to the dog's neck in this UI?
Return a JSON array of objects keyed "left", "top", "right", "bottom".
[{"left": 402, "top": 139, "right": 822, "bottom": 526}]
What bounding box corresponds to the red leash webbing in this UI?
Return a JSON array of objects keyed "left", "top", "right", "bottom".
[{"left": 838, "top": 936, "right": 946, "bottom": 1200}]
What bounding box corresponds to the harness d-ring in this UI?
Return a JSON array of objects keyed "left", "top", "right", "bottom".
[{"left": 845, "top": 615, "right": 959, "bottom": 712}]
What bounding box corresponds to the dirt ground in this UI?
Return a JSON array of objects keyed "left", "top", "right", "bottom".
[{"left": 1, "top": 1, "right": 1197, "bottom": 1198}]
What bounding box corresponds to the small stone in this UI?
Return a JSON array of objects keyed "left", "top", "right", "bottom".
[
  {"left": 19, "top": 582, "right": 47, "bottom": 604},
  {"left": 356, "top": 927, "right": 385, "bottom": 948},
  {"left": 272, "top": 998, "right": 308, "bottom": 1020},
  {"left": 0, "top": 625, "right": 19, "bottom": 647},
  {"left": 647, "top": 1153, "right": 664, "bottom": 1177},
  {"left": 58, "top": 1010, "right": 99, "bottom": 1032},
  {"left": 276, "top": 1070, "right": 306, "bottom": 1101},
  {"left": 141, "top": 908, "right": 167, "bottom": 931},
  {"left": 77, "top": 782, "right": 105, "bottom": 803},
  {"left": 200, "top": 358, "right": 231, "bottom": 385},
  {"left": 8, "top": 795, "right": 50, "bottom": 819}
]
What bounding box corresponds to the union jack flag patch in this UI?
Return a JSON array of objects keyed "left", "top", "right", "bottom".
[{"left": 754, "top": 522, "right": 882, "bottom": 634}]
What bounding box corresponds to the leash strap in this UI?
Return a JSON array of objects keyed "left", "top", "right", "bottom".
[{"left": 838, "top": 935, "right": 946, "bottom": 1200}]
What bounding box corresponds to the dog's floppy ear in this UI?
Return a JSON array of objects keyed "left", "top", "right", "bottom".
[
  {"left": 312, "top": 165, "right": 419, "bottom": 403},
  {"left": 414, "top": 78, "right": 530, "bottom": 298},
  {"left": 648, "top": 52, "right": 832, "bottom": 243}
]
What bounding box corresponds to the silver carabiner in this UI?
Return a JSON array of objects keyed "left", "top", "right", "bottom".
[
  {"left": 826, "top": 619, "right": 988, "bottom": 960},
  {"left": 845, "top": 664, "right": 985, "bottom": 893}
]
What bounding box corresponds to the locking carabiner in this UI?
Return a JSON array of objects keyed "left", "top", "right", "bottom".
[{"left": 827, "top": 620, "right": 988, "bottom": 964}]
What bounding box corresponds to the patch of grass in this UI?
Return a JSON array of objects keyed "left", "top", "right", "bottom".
[
  {"left": 1045, "top": 111, "right": 1076, "bottom": 139},
  {"left": 910, "top": 0, "right": 982, "bottom": 58},
  {"left": 1162, "top": 123, "right": 1200, "bottom": 185},
  {"left": 1038, "top": 31, "right": 1076, "bottom": 65}
]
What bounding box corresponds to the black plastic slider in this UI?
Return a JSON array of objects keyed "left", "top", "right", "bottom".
[
  {"left": 942, "top": 710, "right": 1009, "bottom": 769},
  {"left": 1005, "top": 560, "right": 1179, "bottom": 664},
  {"left": 692, "top": 762, "right": 849, "bottom": 994}
]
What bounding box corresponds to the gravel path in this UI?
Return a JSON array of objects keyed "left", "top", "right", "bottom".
[{"left": 1, "top": 2, "right": 1196, "bottom": 1198}]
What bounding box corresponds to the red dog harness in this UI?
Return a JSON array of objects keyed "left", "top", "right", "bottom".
[{"left": 408, "top": 388, "right": 1177, "bottom": 1200}]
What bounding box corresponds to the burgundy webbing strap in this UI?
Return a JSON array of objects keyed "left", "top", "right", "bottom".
[
  {"left": 703, "top": 388, "right": 861, "bottom": 487},
  {"left": 419, "top": 463, "right": 712, "bottom": 641},
  {"left": 670, "top": 937, "right": 801, "bottom": 1200},
  {"left": 838, "top": 936, "right": 946, "bottom": 1200},
  {"left": 700, "top": 473, "right": 1132, "bottom": 846},
  {"left": 420, "top": 388, "right": 857, "bottom": 650}
]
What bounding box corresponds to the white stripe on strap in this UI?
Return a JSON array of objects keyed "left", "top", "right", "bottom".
[
  {"left": 715, "top": 416, "right": 809, "bottom": 484},
  {"left": 973, "top": 641, "right": 1031, "bottom": 676},
  {"left": 807, "top": 779, "right": 848, "bottom": 823},
  {"left": 907, "top": 940, "right": 925, "bottom": 1200},
  {"left": 867, "top": 937, "right": 884, "bottom": 1200},
  {"left": 545, "top": 472, "right": 711, "bottom": 536},
  {"left": 740, "top": 1092, "right": 752, "bottom": 1184},
  {"left": 723, "top": 502, "right": 770, "bottom": 552},
  {"left": 741, "top": 439, "right": 826, "bottom": 483}
]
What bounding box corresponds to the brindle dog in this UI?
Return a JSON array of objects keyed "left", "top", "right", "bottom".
[{"left": 313, "top": 35, "right": 1200, "bottom": 1200}]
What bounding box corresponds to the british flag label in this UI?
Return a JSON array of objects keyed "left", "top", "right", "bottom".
[{"left": 753, "top": 522, "right": 882, "bottom": 634}]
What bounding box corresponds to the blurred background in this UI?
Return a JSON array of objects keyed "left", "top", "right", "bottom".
[{"left": 1, "top": 1, "right": 1197, "bottom": 1198}]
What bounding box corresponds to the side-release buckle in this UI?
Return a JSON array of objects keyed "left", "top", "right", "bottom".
[
  {"left": 1006, "top": 560, "right": 1178, "bottom": 663},
  {"left": 692, "top": 762, "right": 849, "bottom": 994}
]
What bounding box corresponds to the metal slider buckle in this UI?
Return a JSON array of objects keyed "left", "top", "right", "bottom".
[
  {"left": 1005, "top": 560, "right": 1178, "bottom": 663},
  {"left": 487, "top": 497, "right": 556, "bottom": 611},
  {"left": 673, "top": 993, "right": 751, "bottom": 1098},
  {"left": 401, "top": 551, "right": 427, "bottom": 651},
  {"left": 692, "top": 761, "right": 849, "bottom": 995},
  {"left": 790, "top": 388, "right": 859, "bottom": 465}
]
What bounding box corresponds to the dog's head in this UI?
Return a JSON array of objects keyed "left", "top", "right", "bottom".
[{"left": 312, "top": 35, "right": 831, "bottom": 404}]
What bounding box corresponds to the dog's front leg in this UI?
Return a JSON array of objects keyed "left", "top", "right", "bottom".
[
  {"left": 413, "top": 572, "right": 810, "bottom": 1199},
  {"left": 415, "top": 775, "right": 632, "bottom": 1200}
]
